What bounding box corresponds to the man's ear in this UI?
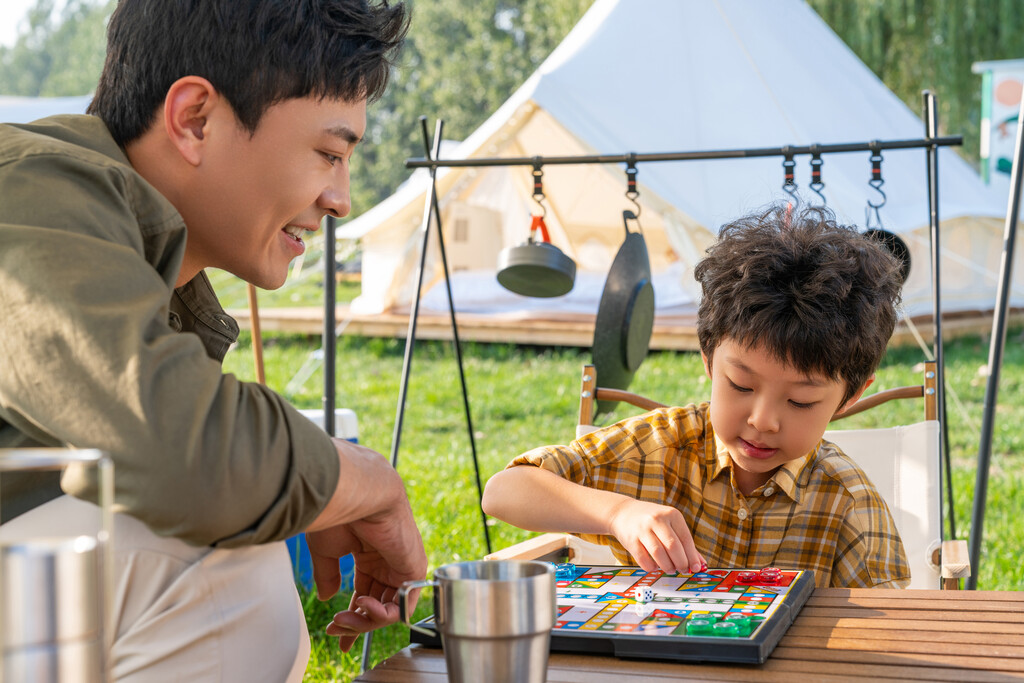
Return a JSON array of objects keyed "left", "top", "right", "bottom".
[
  {"left": 833, "top": 374, "right": 875, "bottom": 417},
  {"left": 162, "top": 76, "right": 220, "bottom": 167},
  {"left": 701, "top": 351, "right": 712, "bottom": 380}
]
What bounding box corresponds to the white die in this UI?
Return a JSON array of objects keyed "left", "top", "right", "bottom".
[{"left": 636, "top": 587, "right": 655, "bottom": 602}]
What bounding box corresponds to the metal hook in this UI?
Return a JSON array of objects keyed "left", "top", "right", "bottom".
[
  {"left": 531, "top": 159, "right": 547, "bottom": 220},
  {"left": 865, "top": 147, "right": 886, "bottom": 230},
  {"left": 781, "top": 149, "right": 799, "bottom": 210},
  {"left": 808, "top": 149, "right": 826, "bottom": 206},
  {"left": 624, "top": 154, "right": 641, "bottom": 222}
]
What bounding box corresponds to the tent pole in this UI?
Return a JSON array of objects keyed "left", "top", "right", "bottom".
[
  {"left": 415, "top": 116, "right": 492, "bottom": 557},
  {"left": 968, "top": 94, "right": 1024, "bottom": 590},
  {"left": 361, "top": 119, "right": 444, "bottom": 675},
  {"left": 923, "top": 92, "right": 955, "bottom": 542},
  {"left": 323, "top": 215, "right": 337, "bottom": 437}
]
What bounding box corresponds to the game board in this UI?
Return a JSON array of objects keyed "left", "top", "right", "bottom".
[
  {"left": 410, "top": 564, "right": 815, "bottom": 664},
  {"left": 547, "top": 564, "right": 814, "bottom": 663}
]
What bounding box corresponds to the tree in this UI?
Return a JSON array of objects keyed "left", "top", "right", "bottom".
[
  {"left": 351, "top": 0, "right": 592, "bottom": 215},
  {"left": 807, "top": 0, "right": 1024, "bottom": 169},
  {"left": 0, "top": 0, "right": 112, "bottom": 96}
]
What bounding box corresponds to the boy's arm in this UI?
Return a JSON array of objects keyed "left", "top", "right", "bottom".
[{"left": 483, "top": 465, "right": 705, "bottom": 574}]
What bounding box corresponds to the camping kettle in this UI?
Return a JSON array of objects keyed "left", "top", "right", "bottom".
[{"left": 496, "top": 215, "right": 576, "bottom": 298}]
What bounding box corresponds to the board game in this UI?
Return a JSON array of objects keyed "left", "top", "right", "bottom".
[{"left": 410, "top": 564, "right": 815, "bottom": 664}]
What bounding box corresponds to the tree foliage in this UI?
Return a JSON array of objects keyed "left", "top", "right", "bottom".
[
  {"left": 0, "top": 0, "right": 112, "bottom": 96},
  {"left": 351, "top": 0, "right": 592, "bottom": 213},
  {"left": 807, "top": 0, "right": 1024, "bottom": 167}
]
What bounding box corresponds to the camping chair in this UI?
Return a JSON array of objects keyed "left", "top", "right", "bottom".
[{"left": 487, "top": 362, "right": 970, "bottom": 589}]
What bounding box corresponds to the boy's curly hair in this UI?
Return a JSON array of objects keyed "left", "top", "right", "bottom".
[{"left": 694, "top": 205, "right": 904, "bottom": 404}]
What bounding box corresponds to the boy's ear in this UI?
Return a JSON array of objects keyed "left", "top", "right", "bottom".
[
  {"left": 833, "top": 374, "right": 875, "bottom": 417},
  {"left": 701, "top": 351, "right": 712, "bottom": 379},
  {"left": 162, "top": 76, "right": 221, "bottom": 167}
]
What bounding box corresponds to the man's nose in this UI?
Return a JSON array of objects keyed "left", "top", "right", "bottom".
[{"left": 319, "top": 176, "right": 351, "bottom": 218}]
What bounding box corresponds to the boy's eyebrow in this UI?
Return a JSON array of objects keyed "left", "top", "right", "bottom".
[
  {"left": 325, "top": 124, "right": 362, "bottom": 145},
  {"left": 726, "top": 357, "right": 826, "bottom": 387}
]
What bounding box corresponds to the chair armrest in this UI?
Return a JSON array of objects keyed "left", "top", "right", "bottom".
[
  {"left": 483, "top": 532, "right": 620, "bottom": 566},
  {"left": 940, "top": 539, "right": 971, "bottom": 590},
  {"left": 484, "top": 533, "right": 570, "bottom": 562}
]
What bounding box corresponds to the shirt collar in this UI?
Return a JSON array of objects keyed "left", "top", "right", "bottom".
[{"left": 709, "top": 435, "right": 817, "bottom": 503}]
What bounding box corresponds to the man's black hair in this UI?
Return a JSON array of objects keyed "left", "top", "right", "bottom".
[{"left": 88, "top": 0, "right": 409, "bottom": 146}]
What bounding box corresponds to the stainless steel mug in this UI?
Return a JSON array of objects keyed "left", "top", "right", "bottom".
[
  {"left": 399, "top": 560, "right": 556, "bottom": 683},
  {"left": 1, "top": 537, "right": 104, "bottom": 683}
]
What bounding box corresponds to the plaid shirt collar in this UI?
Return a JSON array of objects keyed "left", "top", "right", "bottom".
[{"left": 708, "top": 433, "right": 818, "bottom": 504}]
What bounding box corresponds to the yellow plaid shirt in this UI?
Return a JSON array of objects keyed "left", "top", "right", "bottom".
[{"left": 508, "top": 403, "right": 910, "bottom": 588}]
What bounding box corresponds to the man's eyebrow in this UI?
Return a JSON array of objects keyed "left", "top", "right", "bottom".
[{"left": 325, "top": 125, "right": 361, "bottom": 145}]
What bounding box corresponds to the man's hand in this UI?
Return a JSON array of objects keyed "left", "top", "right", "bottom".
[
  {"left": 608, "top": 498, "right": 705, "bottom": 574},
  {"left": 306, "top": 496, "right": 426, "bottom": 652}
]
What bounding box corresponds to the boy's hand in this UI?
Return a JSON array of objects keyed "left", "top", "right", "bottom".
[{"left": 608, "top": 499, "right": 705, "bottom": 574}]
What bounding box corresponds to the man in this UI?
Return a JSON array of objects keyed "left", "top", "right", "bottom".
[{"left": 0, "top": 1, "right": 425, "bottom": 680}]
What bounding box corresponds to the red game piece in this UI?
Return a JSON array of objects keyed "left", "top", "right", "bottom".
[
  {"left": 736, "top": 570, "right": 758, "bottom": 584},
  {"left": 757, "top": 567, "right": 783, "bottom": 584}
]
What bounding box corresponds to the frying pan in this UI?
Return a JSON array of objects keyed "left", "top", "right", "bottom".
[{"left": 591, "top": 211, "right": 655, "bottom": 414}]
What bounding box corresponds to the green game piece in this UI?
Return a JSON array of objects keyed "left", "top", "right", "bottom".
[
  {"left": 712, "top": 620, "right": 741, "bottom": 637},
  {"left": 685, "top": 617, "right": 715, "bottom": 636},
  {"left": 747, "top": 615, "right": 766, "bottom": 631},
  {"left": 723, "top": 614, "right": 753, "bottom": 636}
]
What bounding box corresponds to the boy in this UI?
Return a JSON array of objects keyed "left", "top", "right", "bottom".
[
  {"left": 0, "top": 1, "right": 424, "bottom": 679},
  {"left": 482, "top": 205, "right": 910, "bottom": 588}
]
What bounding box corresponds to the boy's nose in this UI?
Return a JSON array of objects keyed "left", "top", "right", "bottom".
[{"left": 748, "top": 402, "right": 780, "bottom": 433}]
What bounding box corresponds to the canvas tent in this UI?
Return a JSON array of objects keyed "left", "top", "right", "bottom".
[{"left": 340, "top": 0, "right": 1017, "bottom": 324}]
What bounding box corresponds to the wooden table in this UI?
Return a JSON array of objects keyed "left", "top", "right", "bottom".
[{"left": 356, "top": 588, "right": 1024, "bottom": 682}]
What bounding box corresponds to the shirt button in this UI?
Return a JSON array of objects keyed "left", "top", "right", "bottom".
[
  {"left": 737, "top": 508, "right": 748, "bottom": 521},
  {"left": 763, "top": 487, "right": 775, "bottom": 497}
]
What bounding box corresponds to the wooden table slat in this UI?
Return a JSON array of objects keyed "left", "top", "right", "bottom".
[
  {"left": 788, "top": 624, "right": 1024, "bottom": 646},
  {"left": 771, "top": 645, "right": 1024, "bottom": 673},
  {"left": 801, "top": 605, "right": 1024, "bottom": 622},
  {"left": 808, "top": 595, "right": 1024, "bottom": 612},
  {"left": 756, "top": 657, "right": 1023, "bottom": 683},
  {"left": 812, "top": 588, "right": 1024, "bottom": 602},
  {"left": 796, "top": 615, "right": 1024, "bottom": 635},
  {"left": 781, "top": 633, "right": 1024, "bottom": 658}
]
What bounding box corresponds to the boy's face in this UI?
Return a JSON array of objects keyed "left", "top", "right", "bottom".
[
  {"left": 702, "top": 338, "right": 867, "bottom": 494},
  {"left": 182, "top": 94, "right": 366, "bottom": 289}
]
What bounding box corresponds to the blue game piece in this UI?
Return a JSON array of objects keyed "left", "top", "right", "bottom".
[{"left": 553, "top": 562, "right": 577, "bottom": 580}]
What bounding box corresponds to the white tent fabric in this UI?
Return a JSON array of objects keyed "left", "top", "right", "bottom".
[{"left": 344, "top": 0, "right": 1018, "bottom": 320}]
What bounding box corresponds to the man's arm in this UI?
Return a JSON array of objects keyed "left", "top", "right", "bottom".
[
  {"left": 482, "top": 465, "right": 704, "bottom": 574},
  {"left": 305, "top": 438, "right": 427, "bottom": 652}
]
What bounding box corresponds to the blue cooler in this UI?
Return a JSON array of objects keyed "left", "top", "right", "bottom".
[{"left": 289, "top": 408, "right": 358, "bottom": 591}]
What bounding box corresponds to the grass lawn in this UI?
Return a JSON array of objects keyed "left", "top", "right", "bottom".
[{"left": 214, "top": 271, "right": 1024, "bottom": 681}]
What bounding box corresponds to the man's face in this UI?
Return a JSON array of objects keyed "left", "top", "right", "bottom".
[
  {"left": 703, "top": 338, "right": 859, "bottom": 494},
  {"left": 184, "top": 95, "right": 366, "bottom": 289}
]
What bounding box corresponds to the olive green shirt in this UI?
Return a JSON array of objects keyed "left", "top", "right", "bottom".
[{"left": 0, "top": 115, "right": 339, "bottom": 547}]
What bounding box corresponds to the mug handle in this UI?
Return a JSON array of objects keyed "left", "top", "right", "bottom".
[{"left": 398, "top": 579, "right": 437, "bottom": 637}]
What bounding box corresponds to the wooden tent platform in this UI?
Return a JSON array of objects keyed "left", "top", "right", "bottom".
[{"left": 228, "top": 305, "right": 1019, "bottom": 351}]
